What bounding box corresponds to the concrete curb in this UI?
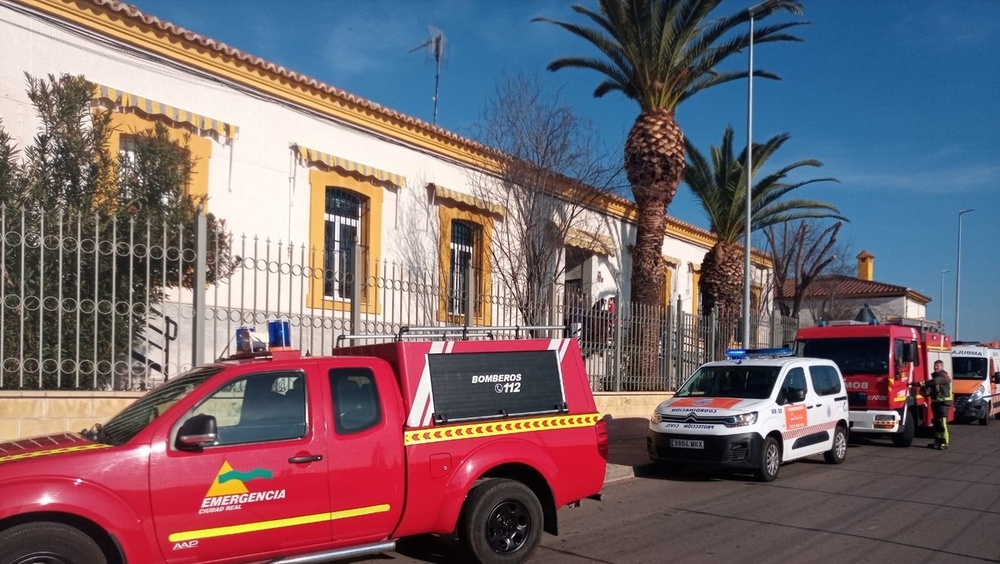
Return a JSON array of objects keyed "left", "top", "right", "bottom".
[{"left": 604, "top": 462, "right": 637, "bottom": 484}]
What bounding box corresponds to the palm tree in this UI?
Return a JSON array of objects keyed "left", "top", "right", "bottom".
[
  {"left": 534, "top": 0, "right": 805, "bottom": 377},
  {"left": 684, "top": 126, "right": 844, "bottom": 319},
  {"left": 534, "top": 0, "right": 805, "bottom": 310}
]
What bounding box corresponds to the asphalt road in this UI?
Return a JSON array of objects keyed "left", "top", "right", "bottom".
[{"left": 353, "top": 421, "right": 1000, "bottom": 564}]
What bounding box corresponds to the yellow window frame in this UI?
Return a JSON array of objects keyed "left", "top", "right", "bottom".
[
  {"left": 436, "top": 204, "right": 493, "bottom": 325},
  {"left": 306, "top": 168, "right": 383, "bottom": 314},
  {"left": 106, "top": 112, "right": 212, "bottom": 206},
  {"left": 662, "top": 256, "right": 680, "bottom": 311}
]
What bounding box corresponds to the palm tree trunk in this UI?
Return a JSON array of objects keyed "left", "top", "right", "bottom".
[
  {"left": 699, "top": 242, "right": 744, "bottom": 319},
  {"left": 624, "top": 109, "right": 685, "bottom": 382}
]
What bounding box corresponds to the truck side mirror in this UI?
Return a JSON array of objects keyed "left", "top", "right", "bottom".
[{"left": 176, "top": 414, "right": 218, "bottom": 450}]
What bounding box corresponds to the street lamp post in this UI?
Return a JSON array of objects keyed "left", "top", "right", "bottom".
[
  {"left": 939, "top": 269, "right": 949, "bottom": 323},
  {"left": 954, "top": 208, "right": 974, "bottom": 338},
  {"left": 742, "top": 0, "right": 779, "bottom": 348}
]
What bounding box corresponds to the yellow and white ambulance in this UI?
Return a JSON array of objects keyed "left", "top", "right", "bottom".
[{"left": 952, "top": 342, "right": 1000, "bottom": 425}]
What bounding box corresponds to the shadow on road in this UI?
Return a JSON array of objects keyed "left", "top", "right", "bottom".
[{"left": 341, "top": 534, "right": 466, "bottom": 563}]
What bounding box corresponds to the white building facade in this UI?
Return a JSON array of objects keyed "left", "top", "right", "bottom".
[{"left": 0, "top": 0, "right": 773, "bottom": 378}]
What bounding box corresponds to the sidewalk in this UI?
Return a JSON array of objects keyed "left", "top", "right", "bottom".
[{"left": 603, "top": 421, "right": 652, "bottom": 483}]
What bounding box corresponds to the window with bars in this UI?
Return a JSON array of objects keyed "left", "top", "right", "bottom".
[
  {"left": 117, "top": 133, "right": 190, "bottom": 206},
  {"left": 118, "top": 135, "right": 138, "bottom": 200},
  {"left": 448, "top": 220, "right": 478, "bottom": 316},
  {"left": 324, "top": 188, "right": 366, "bottom": 300}
]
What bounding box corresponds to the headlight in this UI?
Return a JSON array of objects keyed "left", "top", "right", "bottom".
[
  {"left": 971, "top": 385, "right": 985, "bottom": 402},
  {"left": 724, "top": 412, "right": 758, "bottom": 428},
  {"left": 651, "top": 412, "right": 663, "bottom": 424}
]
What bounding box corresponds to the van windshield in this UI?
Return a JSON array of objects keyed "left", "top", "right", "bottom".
[
  {"left": 796, "top": 338, "right": 889, "bottom": 375},
  {"left": 953, "top": 357, "right": 988, "bottom": 380},
  {"left": 676, "top": 366, "right": 780, "bottom": 400}
]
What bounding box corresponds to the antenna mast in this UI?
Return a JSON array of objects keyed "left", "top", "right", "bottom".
[{"left": 409, "top": 26, "right": 446, "bottom": 125}]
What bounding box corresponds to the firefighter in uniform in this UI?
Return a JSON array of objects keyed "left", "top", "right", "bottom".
[{"left": 923, "top": 360, "right": 953, "bottom": 450}]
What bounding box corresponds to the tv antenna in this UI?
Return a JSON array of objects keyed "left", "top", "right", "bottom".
[{"left": 409, "top": 26, "right": 446, "bottom": 125}]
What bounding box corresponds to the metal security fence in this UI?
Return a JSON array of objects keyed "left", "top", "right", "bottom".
[
  {"left": 565, "top": 295, "right": 799, "bottom": 392},
  {"left": 1, "top": 205, "right": 797, "bottom": 391}
]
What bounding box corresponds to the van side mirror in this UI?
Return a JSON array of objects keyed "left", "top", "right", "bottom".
[
  {"left": 993, "top": 372, "right": 1000, "bottom": 384},
  {"left": 786, "top": 388, "right": 806, "bottom": 403},
  {"left": 176, "top": 414, "right": 218, "bottom": 450}
]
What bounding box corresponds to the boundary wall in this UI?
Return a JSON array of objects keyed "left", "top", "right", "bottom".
[{"left": 0, "top": 392, "right": 672, "bottom": 442}]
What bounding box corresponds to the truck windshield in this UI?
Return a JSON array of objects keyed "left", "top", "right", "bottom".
[
  {"left": 953, "top": 357, "right": 988, "bottom": 380},
  {"left": 796, "top": 338, "right": 889, "bottom": 375},
  {"left": 676, "top": 366, "right": 780, "bottom": 400},
  {"left": 82, "top": 366, "right": 221, "bottom": 445}
]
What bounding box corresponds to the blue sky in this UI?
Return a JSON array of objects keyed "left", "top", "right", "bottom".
[{"left": 125, "top": 0, "right": 999, "bottom": 342}]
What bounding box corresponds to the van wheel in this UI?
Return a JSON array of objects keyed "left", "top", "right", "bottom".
[
  {"left": 0, "top": 522, "right": 107, "bottom": 564},
  {"left": 892, "top": 411, "right": 914, "bottom": 447},
  {"left": 980, "top": 404, "right": 990, "bottom": 426},
  {"left": 754, "top": 436, "right": 781, "bottom": 482},
  {"left": 459, "top": 479, "right": 543, "bottom": 564},
  {"left": 824, "top": 425, "right": 848, "bottom": 464}
]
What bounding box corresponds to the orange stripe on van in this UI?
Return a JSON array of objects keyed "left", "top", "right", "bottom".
[{"left": 668, "top": 398, "right": 744, "bottom": 409}]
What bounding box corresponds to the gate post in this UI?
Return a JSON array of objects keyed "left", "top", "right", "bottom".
[
  {"left": 770, "top": 306, "right": 782, "bottom": 346},
  {"left": 612, "top": 289, "right": 623, "bottom": 391},
  {"left": 350, "top": 237, "right": 362, "bottom": 335},
  {"left": 191, "top": 207, "right": 207, "bottom": 367},
  {"left": 709, "top": 305, "right": 718, "bottom": 361},
  {"left": 463, "top": 261, "right": 474, "bottom": 327},
  {"left": 674, "top": 295, "right": 684, "bottom": 390}
]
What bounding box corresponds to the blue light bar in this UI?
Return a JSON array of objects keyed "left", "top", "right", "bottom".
[
  {"left": 726, "top": 348, "right": 748, "bottom": 360},
  {"left": 726, "top": 347, "right": 793, "bottom": 360},
  {"left": 268, "top": 320, "right": 291, "bottom": 349}
]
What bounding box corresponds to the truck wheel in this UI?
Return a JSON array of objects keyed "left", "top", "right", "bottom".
[
  {"left": 824, "top": 425, "right": 848, "bottom": 464},
  {"left": 0, "top": 522, "right": 107, "bottom": 564},
  {"left": 753, "top": 436, "right": 781, "bottom": 482},
  {"left": 459, "top": 479, "right": 543, "bottom": 564},
  {"left": 980, "top": 404, "right": 990, "bottom": 426},
  {"left": 892, "top": 411, "right": 914, "bottom": 448}
]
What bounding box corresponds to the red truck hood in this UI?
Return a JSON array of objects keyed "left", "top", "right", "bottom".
[{"left": 0, "top": 433, "right": 112, "bottom": 465}]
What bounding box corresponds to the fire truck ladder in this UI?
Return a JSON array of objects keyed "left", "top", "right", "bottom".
[{"left": 883, "top": 316, "right": 945, "bottom": 332}]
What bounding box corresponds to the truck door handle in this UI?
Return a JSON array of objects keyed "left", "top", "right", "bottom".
[{"left": 288, "top": 454, "right": 323, "bottom": 464}]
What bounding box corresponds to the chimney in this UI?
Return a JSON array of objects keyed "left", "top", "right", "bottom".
[{"left": 857, "top": 250, "right": 874, "bottom": 281}]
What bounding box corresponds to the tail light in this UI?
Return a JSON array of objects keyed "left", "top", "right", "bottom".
[{"left": 596, "top": 418, "right": 609, "bottom": 460}]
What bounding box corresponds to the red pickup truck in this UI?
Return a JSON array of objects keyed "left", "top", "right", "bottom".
[{"left": 0, "top": 328, "right": 608, "bottom": 564}]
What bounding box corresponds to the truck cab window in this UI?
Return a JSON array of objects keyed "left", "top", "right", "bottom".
[
  {"left": 331, "top": 368, "right": 381, "bottom": 434},
  {"left": 191, "top": 372, "right": 307, "bottom": 446}
]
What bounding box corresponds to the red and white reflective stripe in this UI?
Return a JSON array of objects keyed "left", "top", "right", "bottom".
[
  {"left": 781, "top": 420, "right": 838, "bottom": 441},
  {"left": 550, "top": 339, "right": 569, "bottom": 399},
  {"left": 406, "top": 341, "right": 447, "bottom": 427}
]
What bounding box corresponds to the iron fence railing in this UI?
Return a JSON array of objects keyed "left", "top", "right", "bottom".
[{"left": 1, "top": 205, "right": 797, "bottom": 391}]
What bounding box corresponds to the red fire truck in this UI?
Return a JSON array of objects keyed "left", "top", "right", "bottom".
[{"left": 794, "top": 317, "right": 953, "bottom": 447}]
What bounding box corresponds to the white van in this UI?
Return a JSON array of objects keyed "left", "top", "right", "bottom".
[{"left": 647, "top": 348, "right": 849, "bottom": 481}]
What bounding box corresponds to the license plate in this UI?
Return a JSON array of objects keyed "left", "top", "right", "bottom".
[{"left": 670, "top": 439, "right": 704, "bottom": 449}]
